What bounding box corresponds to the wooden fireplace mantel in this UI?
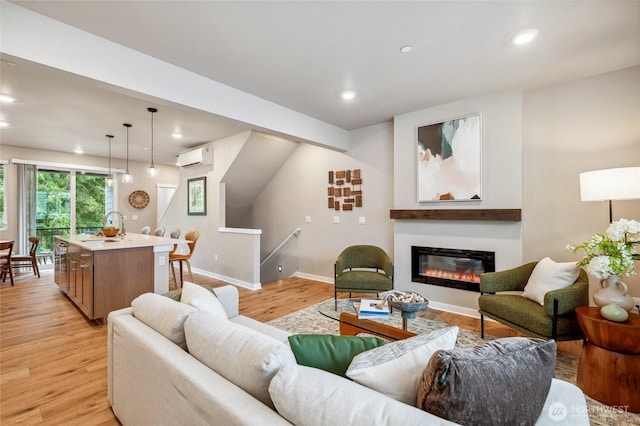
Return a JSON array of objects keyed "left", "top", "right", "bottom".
[{"left": 389, "top": 209, "right": 522, "bottom": 222}]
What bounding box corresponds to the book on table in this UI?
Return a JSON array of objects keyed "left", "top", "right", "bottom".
[{"left": 354, "top": 299, "right": 390, "bottom": 319}]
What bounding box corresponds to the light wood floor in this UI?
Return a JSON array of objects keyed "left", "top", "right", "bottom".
[{"left": 1, "top": 269, "right": 582, "bottom": 425}]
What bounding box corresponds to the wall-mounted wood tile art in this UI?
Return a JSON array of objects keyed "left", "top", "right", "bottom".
[{"left": 327, "top": 169, "right": 363, "bottom": 211}]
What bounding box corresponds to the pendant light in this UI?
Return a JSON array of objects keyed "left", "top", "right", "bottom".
[
  {"left": 122, "top": 123, "right": 133, "bottom": 183},
  {"left": 146, "top": 107, "right": 159, "bottom": 178},
  {"left": 106, "top": 134, "right": 114, "bottom": 187}
]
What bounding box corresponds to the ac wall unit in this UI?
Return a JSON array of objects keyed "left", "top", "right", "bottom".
[{"left": 178, "top": 147, "right": 213, "bottom": 168}]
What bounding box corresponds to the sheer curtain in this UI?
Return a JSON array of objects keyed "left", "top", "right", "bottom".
[{"left": 17, "top": 163, "right": 37, "bottom": 254}]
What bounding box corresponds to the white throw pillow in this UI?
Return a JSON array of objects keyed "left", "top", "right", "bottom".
[
  {"left": 522, "top": 257, "right": 579, "bottom": 306},
  {"left": 345, "top": 326, "right": 459, "bottom": 405},
  {"left": 180, "top": 281, "right": 227, "bottom": 320},
  {"left": 131, "top": 293, "right": 197, "bottom": 350},
  {"left": 184, "top": 311, "right": 296, "bottom": 409},
  {"left": 269, "top": 364, "right": 441, "bottom": 426}
]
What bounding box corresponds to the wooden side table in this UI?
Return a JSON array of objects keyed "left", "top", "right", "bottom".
[{"left": 575, "top": 306, "right": 640, "bottom": 412}]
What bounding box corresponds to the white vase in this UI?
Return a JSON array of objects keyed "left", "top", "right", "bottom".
[{"left": 593, "top": 274, "right": 635, "bottom": 312}]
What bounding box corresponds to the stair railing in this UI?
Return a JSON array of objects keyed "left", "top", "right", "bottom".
[{"left": 260, "top": 228, "right": 301, "bottom": 266}]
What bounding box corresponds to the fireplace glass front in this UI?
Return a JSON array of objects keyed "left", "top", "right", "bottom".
[{"left": 411, "top": 246, "right": 495, "bottom": 292}]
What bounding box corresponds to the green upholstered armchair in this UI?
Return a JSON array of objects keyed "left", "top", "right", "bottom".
[
  {"left": 334, "top": 245, "right": 394, "bottom": 309},
  {"left": 478, "top": 261, "right": 589, "bottom": 341}
]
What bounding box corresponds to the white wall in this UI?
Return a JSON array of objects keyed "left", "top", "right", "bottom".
[
  {"left": 393, "top": 90, "right": 524, "bottom": 316},
  {"left": 523, "top": 66, "right": 640, "bottom": 298},
  {"left": 252, "top": 122, "right": 395, "bottom": 282},
  {"left": 159, "top": 132, "right": 251, "bottom": 281}
]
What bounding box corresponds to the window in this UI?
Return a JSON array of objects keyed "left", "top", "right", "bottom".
[
  {"left": 76, "top": 172, "right": 109, "bottom": 232},
  {"left": 36, "top": 169, "right": 114, "bottom": 253}
]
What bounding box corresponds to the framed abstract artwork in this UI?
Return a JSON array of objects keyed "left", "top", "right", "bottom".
[
  {"left": 416, "top": 114, "right": 482, "bottom": 202},
  {"left": 187, "top": 176, "right": 207, "bottom": 215}
]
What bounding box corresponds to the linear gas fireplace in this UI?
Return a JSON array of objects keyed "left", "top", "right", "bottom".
[{"left": 411, "top": 246, "right": 495, "bottom": 292}]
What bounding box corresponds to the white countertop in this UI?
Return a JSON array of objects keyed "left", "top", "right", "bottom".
[{"left": 58, "top": 233, "right": 186, "bottom": 251}]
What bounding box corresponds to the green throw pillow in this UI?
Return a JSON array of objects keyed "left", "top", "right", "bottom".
[
  {"left": 163, "top": 289, "right": 182, "bottom": 301},
  {"left": 288, "top": 334, "right": 385, "bottom": 377},
  {"left": 162, "top": 285, "right": 217, "bottom": 302}
]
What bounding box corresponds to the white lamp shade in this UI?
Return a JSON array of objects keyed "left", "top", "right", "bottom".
[{"left": 580, "top": 167, "right": 640, "bottom": 201}]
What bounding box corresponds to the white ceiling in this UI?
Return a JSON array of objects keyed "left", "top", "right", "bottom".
[{"left": 1, "top": 1, "right": 639, "bottom": 165}]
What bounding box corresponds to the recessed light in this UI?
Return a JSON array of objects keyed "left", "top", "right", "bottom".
[
  {"left": 0, "top": 121, "right": 10, "bottom": 128},
  {"left": 0, "top": 94, "right": 16, "bottom": 103},
  {"left": 172, "top": 132, "right": 183, "bottom": 139},
  {"left": 400, "top": 46, "right": 412, "bottom": 53},
  {"left": 74, "top": 147, "right": 84, "bottom": 154},
  {"left": 341, "top": 90, "right": 357, "bottom": 100},
  {"left": 511, "top": 29, "right": 538, "bottom": 45}
]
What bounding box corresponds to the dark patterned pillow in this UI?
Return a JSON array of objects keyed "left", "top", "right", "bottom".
[{"left": 417, "top": 337, "right": 556, "bottom": 426}]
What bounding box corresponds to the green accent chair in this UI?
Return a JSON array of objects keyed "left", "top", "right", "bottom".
[
  {"left": 478, "top": 261, "right": 588, "bottom": 341},
  {"left": 334, "top": 245, "right": 394, "bottom": 309}
]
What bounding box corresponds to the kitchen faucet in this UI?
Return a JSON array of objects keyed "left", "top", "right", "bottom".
[{"left": 103, "top": 210, "right": 126, "bottom": 238}]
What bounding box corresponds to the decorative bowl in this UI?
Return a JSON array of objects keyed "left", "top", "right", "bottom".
[
  {"left": 389, "top": 300, "right": 429, "bottom": 313},
  {"left": 102, "top": 227, "right": 119, "bottom": 237}
]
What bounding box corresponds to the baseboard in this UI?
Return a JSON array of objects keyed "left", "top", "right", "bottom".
[
  {"left": 292, "top": 271, "right": 333, "bottom": 284},
  {"left": 190, "top": 267, "right": 262, "bottom": 290},
  {"left": 426, "top": 300, "right": 481, "bottom": 319}
]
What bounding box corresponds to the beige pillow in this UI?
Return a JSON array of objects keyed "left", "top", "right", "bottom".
[
  {"left": 345, "top": 326, "right": 459, "bottom": 405},
  {"left": 131, "top": 292, "right": 197, "bottom": 350},
  {"left": 184, "top": 311, "right": 296, "bottom": 409},
  {"left": 180, "top": 281, "right": 227, "bottom": 319},
  {"left": 269, "top": 364, "right": 444, "bottom": 426},
  {"left": 522, "top": 257, "right": 579, "bottom": 305}
]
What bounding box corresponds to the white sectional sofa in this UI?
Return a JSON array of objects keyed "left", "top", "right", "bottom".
[{"left": 107, "top": 284, "right": 589, "bottom": 426}]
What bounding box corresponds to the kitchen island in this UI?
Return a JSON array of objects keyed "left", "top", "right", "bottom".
[{"left": 54, "top": 233, "right": 180, "bottom": 321}]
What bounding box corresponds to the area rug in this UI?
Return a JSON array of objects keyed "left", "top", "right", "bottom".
[{"left": 267, "top": 300, "right": 640, "bottom": 425}]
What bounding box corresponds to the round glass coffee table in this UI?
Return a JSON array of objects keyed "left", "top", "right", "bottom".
[{"left": 318, "top": 298, "right": 449, "bottom": 341}]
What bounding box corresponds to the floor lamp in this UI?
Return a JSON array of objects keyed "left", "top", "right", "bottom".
[{"left": 579, "top": 166, "right": 640, "bottom": 223}]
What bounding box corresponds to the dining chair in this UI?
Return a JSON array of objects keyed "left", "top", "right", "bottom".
[
  {"left": 167, "top": 228, "right": 182, "bottom": 285},
  {"left": 141, "top": 226, "right": 151, "bottom": 235},
  {"left": 169, "top": 230, "right": 199, "bottom": 287},
  {"left": 11, "top": 237, "right": 40, "bottom": 278},
  {"left": 0, "top": 241, "right": 15, "bottom": 286},
  {"left": 154, "top": 226, "right": 166, "bottom": 237}
]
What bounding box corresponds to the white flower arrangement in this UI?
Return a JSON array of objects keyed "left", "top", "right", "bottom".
[{"left": 567, "top": 219, "right": 640, "bottom": 279}]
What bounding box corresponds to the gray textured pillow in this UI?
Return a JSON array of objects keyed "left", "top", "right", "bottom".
[{"left": 417, "top": 337, "right": 556, "bottom": 426}]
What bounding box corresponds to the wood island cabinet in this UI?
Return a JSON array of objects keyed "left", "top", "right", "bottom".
[
  {"left": 54, "top": 237, "right": 157, "bottom": 321},
  {"left": 68, "top": 244, "right": 94, "bottom": 318}
]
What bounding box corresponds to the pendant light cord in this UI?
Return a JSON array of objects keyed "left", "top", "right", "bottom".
[
  {"left": 106, "top": 134, "right": 113, "bottom": 177},
  {"left": 124, "top": 123, "right": 132, "bottom": 173},
  {"left": 150, "top": 111, "right": 154, "bottom": 166},
  {"left": 147, "top": 107, "right": 158, "bottom": 168},
  {"left": 126, "top": 125, "right": 129, "bottom": 170}
]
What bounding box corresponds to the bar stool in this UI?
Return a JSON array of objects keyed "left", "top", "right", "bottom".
[{"left": 169, "top": 230, "right": 199, "bottom": 287}]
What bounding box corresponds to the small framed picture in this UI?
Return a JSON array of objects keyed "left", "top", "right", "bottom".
[{"left": 187, "top": 177, "right": 207, "bottom": 216}]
